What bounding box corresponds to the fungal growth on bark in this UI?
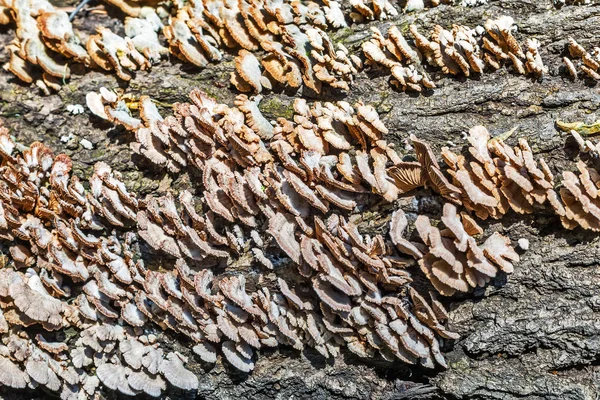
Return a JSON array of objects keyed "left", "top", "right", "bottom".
[
  {"left": 2, "top": 0, "right": 364, "bottom": 92},
  {"left": 9, "top": 74, "right": 600, "bottom": 394},
  {"left": 363, "top": 16, "right": 547, "bottom": 91},
  {"left": 390, "top": 204, "right": 519, "bottom": 296},
  {"left": 86, "top": 12, "right": 167, "bottom": 82},
  {"left": 0, "top": 122, "right": 204, "bottom": 396},
  {"left": 1, "top": 0, "right": 540, "bottom": 95},
  {"left": 82, "top": 87, "right": 463, "bottom": 367},
  {"left": 415, "top": 126, "right": 558, "bottom": 220},
  {"left": 168, "top": 0, "right": 362, "bottom": 94},
  {"left": 563, "top": 37, "right": 600, "bottom": 81},
  {"left": 2, "top": 0, "right": 600, "bottom": 397},
  {"left": 0, "top": 89, "right": 474, "bottom": 396},
  {"left": 0, "top": 0, "right": 168, "bottom": 89},
  {"left": 88, "top": 87, "right": 409, "bottom": 204},
  {"left": 229, "top": 27, "right": 361, "bottom": 94},
  {"left": 349, "top": 0, "right": 399, "bottom": 22},
  {"left": 558, "top": 160, "right": 600, "bottom": 231},
  {"left": 1, "top": 0, "right": 89, "bottom": 93}
]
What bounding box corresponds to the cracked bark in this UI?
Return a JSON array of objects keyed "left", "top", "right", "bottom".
[{"left": 0, "top": 0, "right": 600, "bottom": 399}]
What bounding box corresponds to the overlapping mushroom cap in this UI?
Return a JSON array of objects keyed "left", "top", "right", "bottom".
[
  {"left": 0, "top": 91, "right": 467, "bottom": 397},
  {"left": 558, "top": 160, "right": 600, "bottom": 231},
  {"left": 1, "top": 0, "right": 540, "bottom": 94},
  {"left": 563, "top": 37, "right": 600, "bottom": 81},
  {"left": 362, "top": 16, "right": 546, "bottom": 92},
  {"left": 390, "top": 204, "right": 519, "bottom": 296},
  {"left": 83, "top": 87, "right": 460, "bottom": 369},
  {"left": 414, "top": 126, "right": 558, "bottom": 220}
]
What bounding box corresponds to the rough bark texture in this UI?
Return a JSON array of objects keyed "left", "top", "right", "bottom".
[{"left": 1, "top": 0, "right": 600, "bottom": 399}]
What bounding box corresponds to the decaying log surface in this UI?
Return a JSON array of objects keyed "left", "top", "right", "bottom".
[{"left": 0, "top": 0, "right": 600, "bottom": 398}]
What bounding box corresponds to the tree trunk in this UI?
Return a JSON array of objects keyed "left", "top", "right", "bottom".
[{"left": 1, "top": 0, "right": 599, "bottom": 398}]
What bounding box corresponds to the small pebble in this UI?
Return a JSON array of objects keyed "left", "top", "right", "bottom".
[
  {"left": 518, "top": 238, "right": 530, "bottom": 251},
  {"left": 60, "top": 133, "right": 73, "bottom": 143},
  {"left": 80, "top": 139, "right": 93, "bottom": 150},
  {"left": 66, "top": 104, "right": 84, "bottom": 115}
]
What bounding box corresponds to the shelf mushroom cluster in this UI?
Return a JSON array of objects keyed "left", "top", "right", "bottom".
[
  {"left": 411, "top": 126, "right": 557, "bottom": 220},
  {"left": 86, "top": 11, "right": 168, "bottom": 82},
  {"left": 403, "top": 124, "right": 600, "bottom": 236},
  {"left": 5, "top": 0, "right": 369, "bottom": 94},
  {"left": 176, "top": 0, "right": 362, "bottom": 94},
  {"left": 164, "top": 0, "right": 350, "bottom": 71},
  {"left": 1, "top": 0, "right": 90, "bottom": 93},
  {"left": 89, "top": 87, "right": 600, "bottom": 296},
  {"left": 0, "top": 0, "right": 170, "bottom": 91},
  {"left": 0, "top": 103, "right": 462, "bottom": 397},
  {"left": 390, "top": 204, "right": 519, "bottom": 296},
  {"left": 88, "top": 87, "right": 417, "bottom": 205},
  {"left": 229, "top": 29, "right": 361, "bottom": 94},
  {"left": 2, "top": 0, "right": 548, "bottom": 94},
  {"left": 349, "top": 0, "right": 490, "bottom": 22},
  {"left": 85, "top": 87, "right": 461, "bottom": 369},
  {"left": 134, "top": 201, "right": 461, "bottom": 368},
  {"left": 349, "top": 0, "right": 399, "bottom": 22},
  {"left": 2, "top": 0, "right": 359, "bottom": 91},
  {"left": 563, "top": 37, "right": 600, "bottom": 81},
  {"left": 0, "top": 125, "right": 210, "bottom": 396},
  {"left": 0, "top": 321, "right": 198, "bottom": 397},
  {"left": 362, "top": 16, "right": 547, "bottom": 91},
  {"left": 558, "top": 160, "right": 600, "bottom": 232}
]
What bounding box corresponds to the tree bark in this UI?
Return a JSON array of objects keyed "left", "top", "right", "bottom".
[{"left": 1, "top": 0, "right": 600, "bottom": 398}]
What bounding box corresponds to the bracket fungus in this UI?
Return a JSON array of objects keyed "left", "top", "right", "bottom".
[
  {"left": 0, "top": 0, "right": 167, "bottom": 91},
  {"left": 87, "top": 11, "right": 166, "bottom": 81},
  {"left": 1, "top": 0, "right": 599, "bottom": 396},
  {"left": 18, "top": 79, "right": 600, "bottom": 392},
  {"left": 0, "top": 125, "right": 202, "bottom": 396},
  {"left": 391, "top": 204, "right": 519, "bottom": 296},
  {"left": 78, "top": 88, "right": 464, "bottom": 372},
  {"left": 362, "top": 16, "right": 546, "bottom": 92},
  {"left": 414, "top": 126, "right": 558, "bottom": 220},
  {"left": 4, "top": 0, "right": 354, "bottom": 91},
  {"left": 1, "top": 0, "right": 88, "bottom": 93},
  {"left": 558, "top": 160, "right": 600, "bottom": 231},
  {"left": 563, "top": 37, "right": 600, "bottom": 81},
  {"left": 0, "top": 95, "right": 468, "bottom": 399},
  {"left": 1, "top": 0, "right": 509, "bottom": 94},
  {"left": 349, "top": 0, "right": 399, "bottom": 22},
  {"left": 20, "top": 81, "right": 600, "bottom": 396}
]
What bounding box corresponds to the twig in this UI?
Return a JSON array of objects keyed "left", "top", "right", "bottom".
[{"left": 69, "top": 0, "right": 93, "bottom": 21}]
